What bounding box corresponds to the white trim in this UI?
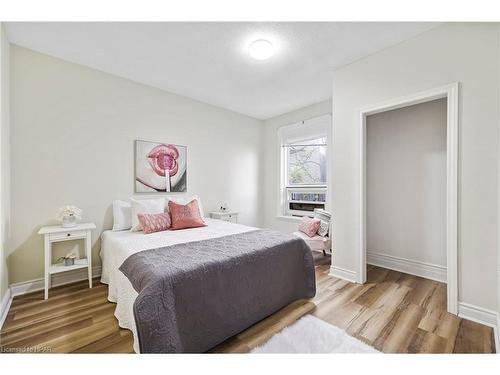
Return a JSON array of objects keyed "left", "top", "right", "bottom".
[
  {"left": 458, "top": 302, "right": 498, "bottom": 327},
  {"left": 0, "top": 288, "right": 12, "bottom": 330},
  {"left": 497, "top": 315, "right": 500, "bottom": 353},
  {"left": 10, "top": 266, "right": 101, "bottom": 297},
  {"left": 329, "top": 265, "right": 358, "bottom": 283},
  {"left": 497, "top": 28, "right": 500, "bottom": 349},
  {"left": 359, "top": 83, "right": 459, "bottom": 315},
  {"left": 367, "top": 252, "right": 446, "bottom": 283},
  {"left": 495, "top": 326, "right": 499, "bottom": 354},
  {"left": 458, "top": 302, "right": 499, "bottom": 353},
  {"left": 277, "top": 114, "right": 332, "bottom": 218}
]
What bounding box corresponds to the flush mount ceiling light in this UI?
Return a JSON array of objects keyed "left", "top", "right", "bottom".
[{"left": 249, "top": 39, "right": 274, "bottom": 60}]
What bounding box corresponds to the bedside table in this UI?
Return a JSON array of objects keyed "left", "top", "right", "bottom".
[
  {"left": 209, "top": 211, "right": 239, "bottom": 223},
  {"left": 38, "top": 222, "right": 96, "bottom": 299}
]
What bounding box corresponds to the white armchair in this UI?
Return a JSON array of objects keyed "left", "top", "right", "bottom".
[{"left": 293, "top": 209, "right": 332, "bottom": 256}]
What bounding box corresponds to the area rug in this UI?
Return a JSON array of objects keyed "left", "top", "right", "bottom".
[{"left": 251, "top": 315, "right": 379, "bottom": 353}]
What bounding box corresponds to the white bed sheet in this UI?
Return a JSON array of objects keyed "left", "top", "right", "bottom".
[{"left": 100, "top": 218, "right": 257, "bottom": 353}]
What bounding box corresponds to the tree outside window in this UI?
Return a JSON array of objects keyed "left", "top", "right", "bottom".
[{"left": 287, "top": 137, "right": 327, "bottom": 185}]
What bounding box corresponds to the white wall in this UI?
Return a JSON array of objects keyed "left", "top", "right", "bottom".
[
  {"left": 498, "top": 24, "right": 500, "bottom": 331},
  {"left": 8, "top": 45, "right": 264, "bottom": 284},
  {"left": 366, "top": 98, "right": 447, "bottom": 267},
  {"left": 332, "top": 23, "right": 499, "bottom": 310},
  {"left": 0, "top": 23, "right": 10, "bottom": 306},
  {"left": 262, "top": 100, "right": 332, "bottom": 233}
]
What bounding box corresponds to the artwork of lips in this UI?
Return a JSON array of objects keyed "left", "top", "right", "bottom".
[{"left": 147, "top": 144, "right": 179, "bottom": 177}]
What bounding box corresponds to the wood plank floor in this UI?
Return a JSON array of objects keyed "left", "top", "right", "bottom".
[
  {"left": 0, "top": 263, "right": 495, "bottom": 354},
  {"left": 313, "top": 264, "right": 495, "bottom": 353}
]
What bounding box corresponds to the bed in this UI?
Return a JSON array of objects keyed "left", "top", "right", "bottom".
[{"left": 100, "top": 218, "right": 316, "bottom": 353}]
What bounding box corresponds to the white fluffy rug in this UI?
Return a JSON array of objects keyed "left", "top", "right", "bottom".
[{"left": 251, "top": 315, "right": 379, "bottom": 353}]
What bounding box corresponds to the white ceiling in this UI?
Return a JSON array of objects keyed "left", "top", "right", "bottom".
[{"left": 5, "top": 22, "right": 439, "bottom": 119}]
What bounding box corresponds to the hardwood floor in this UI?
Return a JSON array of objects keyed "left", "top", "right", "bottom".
[
  {"left": 0, "top": 263, "right": 495, "bottom": 354},
  {"left": 312, "top": 264, "right": 495, "bottom": 353}
]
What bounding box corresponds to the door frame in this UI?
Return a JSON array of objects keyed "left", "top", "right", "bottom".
[{"left": 358, "top": 83, "right": 459, "bottom": 315}]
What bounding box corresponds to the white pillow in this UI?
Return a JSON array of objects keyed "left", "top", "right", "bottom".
[
  {"left": 317, "top": 220, "right": 329, "bottom": 237},
  {"left": 130, "top": 197, "right": 166, "bottom": 231},
  {"left": 166, "top": 195, "right": 204, "bottom": 218},
  {"left": 112, "top": 200, "right": 132, "bottom": 231}
]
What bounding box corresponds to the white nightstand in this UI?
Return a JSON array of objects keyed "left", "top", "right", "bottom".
[
  {"left": 209, "top": 211, "right": 239, "bottom": 223},
  {"left": 38, "top": 222, "right": 96, "bottom": 299}
]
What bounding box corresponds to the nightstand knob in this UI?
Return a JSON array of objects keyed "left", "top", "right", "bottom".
[{"left": 67, "top": 233, "right": 71, "bottom": 237}]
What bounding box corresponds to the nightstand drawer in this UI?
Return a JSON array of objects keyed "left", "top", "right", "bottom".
[
  {"left": 209, "top": 211, "right": 239, "bottom": 223},
  {"left": 220, "top": 214, "right": 238, "bottom": 223},
  {"left": 224, "top": 214, "right": 237, "bottom": 223},
  {"left": 50, "top": 230, "right": 87, "bottom": 241}
]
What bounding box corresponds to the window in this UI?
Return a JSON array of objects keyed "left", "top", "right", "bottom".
[
  {"left": 286, "top": 137, "right": 327, "bottom": 185},
  {"left": 279, "top": 116, "right": 329, "bottom": 217}
]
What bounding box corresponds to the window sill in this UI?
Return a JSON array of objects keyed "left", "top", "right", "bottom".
[{"left": 276, "top": 215, "right": 302, "bottom": 222}]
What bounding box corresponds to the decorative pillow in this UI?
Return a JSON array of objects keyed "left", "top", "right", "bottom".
[
  {"left": 112, "top": 200, "right": 132, "bottom": 231},
  {"left": 130, "top": 197, "right": 166, "bottom": 231},
  {"left": 298, "top": 217, "right": 321, "bottom": 238},
  {"left": 169, "top": 199, "right": 207, "bottom": 230},
  {"left": 137, "top": 212, "right": 171, "bottom": 234},
  {"left": 317, "top": 220, "right": 329, "bottom": 237},
  {"left": 166, "top": 195, "right": 205, "bottom": 218}
]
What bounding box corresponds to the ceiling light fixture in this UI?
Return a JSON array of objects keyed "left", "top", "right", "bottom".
[{"left": 249, "top": 39, "right": 274, "bottom": 60}]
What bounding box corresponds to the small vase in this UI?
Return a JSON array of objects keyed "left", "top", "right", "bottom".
[
  {"left": 64, "top": 258, "right": 75, "bottom": 266},
  {"left": 62, "top": 215, "right": 77, "bottom": 228}
]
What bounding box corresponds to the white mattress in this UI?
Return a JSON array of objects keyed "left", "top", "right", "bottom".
[{"left": 100, "top": 218, "right": 256, "bottom": 353}]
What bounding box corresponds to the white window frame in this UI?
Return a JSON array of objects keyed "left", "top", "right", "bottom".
[{"left": 278, "top": 114, "right": 331, "bottom": 219}]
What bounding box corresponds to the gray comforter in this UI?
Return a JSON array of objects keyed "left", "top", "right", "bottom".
[{"left": 119, "top": 229, "right": 316, "bottom": 353}]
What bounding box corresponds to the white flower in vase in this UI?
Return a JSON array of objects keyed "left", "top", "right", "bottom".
[{"left": 57, "top": 205, "right": 83, "bottom": 228}]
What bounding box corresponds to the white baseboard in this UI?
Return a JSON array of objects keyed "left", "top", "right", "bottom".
[
  {"left": 329, "top": 265, "right": 358, "bottom": 283},
  {"left": 9, "top": 266, "right": 102, "bottom": 297},
  {"left": 458, "top": 302, "right": 499, "bottom": 353},
  {"left": 458, "top": 302, "right": 498, "bottom": 327},
  {"left": 367, "top": 251, "right": 446, "bottom": 283},
  {"left": 0, "top": 287, "right": 13, "bottom": 330}
]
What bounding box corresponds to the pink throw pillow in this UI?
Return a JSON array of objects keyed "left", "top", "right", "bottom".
[
  {"left": 137, "top": 212, "right": 171, "bottom": 234},
  {"left": 168, "top": 199, "right": 207, "bottom": 230},
  {"left": 298, "top": 217, "right": 321, "bottom": 237}
]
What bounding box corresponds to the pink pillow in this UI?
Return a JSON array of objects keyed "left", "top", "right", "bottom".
[
  {"left": 168, "top": 199, "right": 207, "bottom": 230},
  {"left": 298, "top": 217, "right": 321, "bottom": 237},
  {"left": 137, "top": 212, "right": 171, "bottom": 234}
]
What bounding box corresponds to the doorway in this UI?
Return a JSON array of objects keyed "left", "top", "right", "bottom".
[{"left": 358, "top": 84, "right": 458, "bottom": 314}]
